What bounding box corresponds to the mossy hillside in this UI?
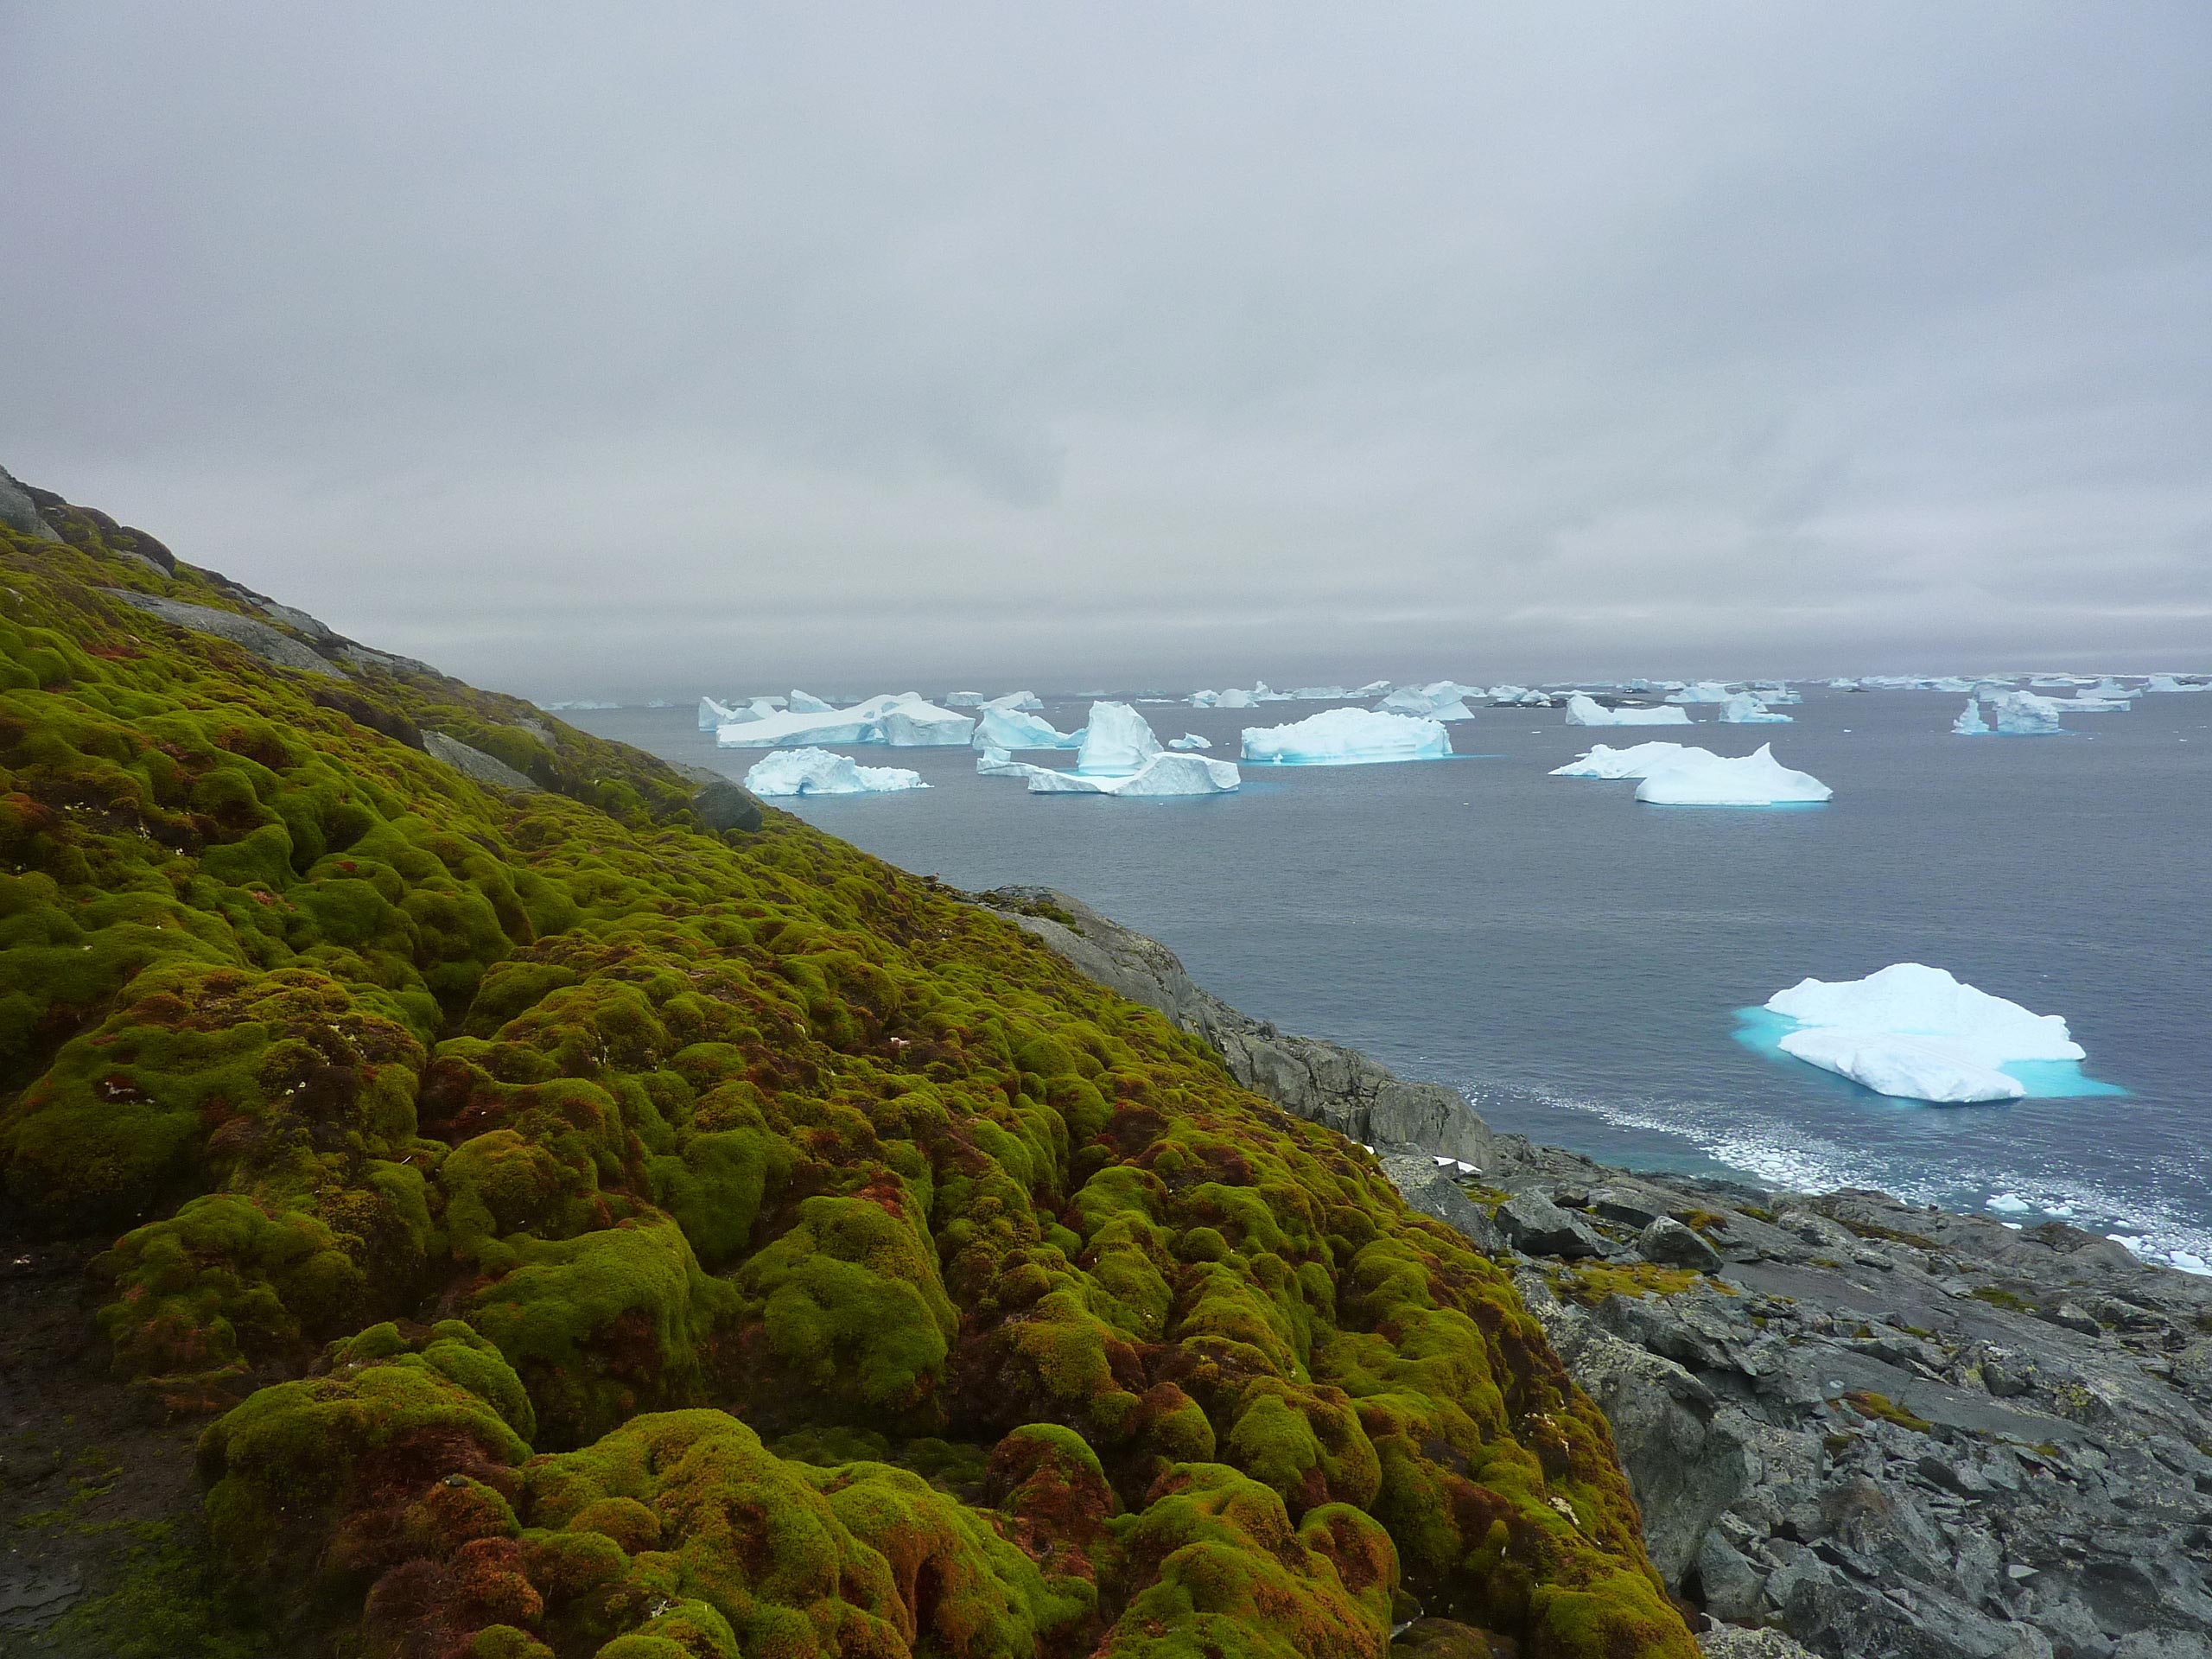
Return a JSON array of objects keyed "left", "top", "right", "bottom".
[{"left": 0, "top": 505, "right": 1693, "bottom": 1657}]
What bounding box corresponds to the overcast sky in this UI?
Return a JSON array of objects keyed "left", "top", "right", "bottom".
[{"left": 4, "top": 3, "right": 2208, "bottom": 698}]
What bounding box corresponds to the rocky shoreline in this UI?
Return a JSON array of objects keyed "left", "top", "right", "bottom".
[{"left": 983, "top": 887, "right": 2212, "bottom": 1659}]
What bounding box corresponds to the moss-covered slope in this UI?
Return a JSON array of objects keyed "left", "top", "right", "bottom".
[{"left": 0, "top": 486, "right": 1694, "bottom": 1658}]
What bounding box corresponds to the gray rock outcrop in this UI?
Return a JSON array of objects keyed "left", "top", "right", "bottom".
[
  {"left": 979, "top": 886, "right": 1499, "bottom": 1166},
  {"left": 422, "top": 731, "right": 541, "bottom": 791},
  {"left": 693, "top": 778, "right": 766, "bottom": 833},
  {"left": 0, "top": 466, "right": 60, "bottom": 543},
  {"left": 100, "top": 588, "right": 347, "bottom": 678}
]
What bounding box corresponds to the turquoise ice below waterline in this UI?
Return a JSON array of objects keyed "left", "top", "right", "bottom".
[{"left": 1732, "top": 1007, "right": 2126, "bottom": 1101}]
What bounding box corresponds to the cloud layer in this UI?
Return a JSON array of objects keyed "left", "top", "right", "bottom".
[{"left": 4, "top": 3, "right": 2208, "bottom": 697}]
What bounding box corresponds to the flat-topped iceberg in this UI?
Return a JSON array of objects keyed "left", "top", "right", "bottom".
[
  {"left": 1242, "top": 707, "right": 1451, "bottom": 765},
  {"left": 715, "top": 691, "right": 973, "bottom": 749},
  {"left": 1025, "top": 752, "right": 1240, "bottom": 796},
  {"left": 1762, "top": 963, "right": 2083, "bottom": 1103},
  {"left": 745, "top": 747, "right": 926, "bottom": 797},
  {"left": 974, "top": 707, "right": 1083, "bottom": 750},
  {"left": 1168, "top": 733, "right": 1211, "bottom": 750},
  {"left": 2145, "top": 674, "right": 2209, "bottom": 693},
  {"left": 1664, "top": 681, "right": 1733, "bottom": 704},
  {"left": 1633, "top": 743, "right": 1831, "bottom": 804},
  {"left": 1564, "top": 694, "right": 1692, "bottom": 728},
  {"left": 2048, "top": 696, "right": 2130, "bottom": 714},
  {"left": 1550, "top": 741, "right": 1717, "bottom": 779},
  {"left": 1719, "top": 692, "right": 1791, "bottom": 724}
]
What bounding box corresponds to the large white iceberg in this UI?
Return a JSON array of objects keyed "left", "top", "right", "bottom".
[
  {"left": 878, "top": 698, "right": 976, "bottom": 747},
  {"left": 1564, "top": 694, "right": 1692, "bottom": 728},
  {"left": 1076, "top": 701, "right": 1164, "bottom": 774},
  {"left": 1665, "top": 681, "right": 1733, "bottom": 704},
  {"left": 1763, "top": 963, "right": 2083, "bottom": 1103},
  {"left": 1549, "top": 741, "right": 1716, "bottom": 779},
  {"left": 1719, "top": 692, "right": 1791, "bottom": 724},
  {"left": 715, "top": 691, "right": 972, "bottom": 749},
  {"left": 1242, "top": 707, "right": 1451, "bottom": 765},
  {"left": 1024, "top": 753, "right": 1240, "bottom": 796},
  {"left": 1952, "top": 700, "right": 1991, "bottom": 736},
  {"left": 973, "top": 707, "right": 1083, "bottom": 750},
  {"left": 1633, "top": 744, "right": 1831, "bottom": 804},
  {"left": 1982, "top": 690, "right": 2065, "bottom": 735},
  {"left": 744, "top": 747, "right": 927, "bottom": 797}
]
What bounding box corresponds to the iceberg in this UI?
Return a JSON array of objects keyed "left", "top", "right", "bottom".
[
  {"left": 878, "top": 698, "right": 978, "bottom": 747},
  {"left": 1352, "top": 680, "right": 1392, "bottom": 696},
  {"left": 1719, "top": 692, "right": 1791, "bottom": 724},
  {"left": 1549, "top": 741, "right": 1716, "bottom": 779},
  {"left": 1632, "top": 744, "right": 1831, "bottom": 804},
  {"left": 1074, "top": 701, "right": 1165, "bottom": 775},
  {"left": 1762, "top": 963, "right": 2083, "bottom": 1104},
  {"left": 1215, "top": 688, "right": 1260, "bottom": 709},
  {"left": 717, "top": 708, "right": 879, "bottom": 747},
  {"left": 2047, "top": 696, "right": 2130, "bottom": 714},
  {"left": 1665, "top": 682, "right": 1733, "bottom": 704},
  {"left": 1378, "top": 681, "right": 1485, "bottom": 718},
  {"left": 945, "top": 691, "right": 986, "bottom": 709},
  {"left": 2145, "top": 674, "right": 2209, "bottom": 694},
  {"left": 1927, "top": 677, "right": 1977, "bottom": 694},
  {"left": 787, "top": 689, "right": 835, "bottom": 714},
  {"left": 1952, "top": 700, "right": 1991, "bottom": 736},
  {"left": 982, "top": 690, "right": 1045, "bottom": 713},
  {"left": 973, "top": 707, "right": 1083, "bottom": 750},
  {"left": 1564, "top": 694, "right": 1692, "bottom": 728},
  {"left": 699, "top": 696, "right": 737, "bottom": 731},
  {"left": 1242, "top": 707, "right": 1451, "bottom": 765},
  {"left": 975, "top": 745, "right": 1032, "bottom": 778},
  {"left": 744, "top": 747, "right": 927, "bottom": 797},
  {"left": 1168, "top": 733, "right": 1212, "bottom": 751},
  {"left": 1025, "top": 752, "right": 1240, "bottom": 796},
  {"left": 1984, "top": 690, "right": 2065, "bottom": 735}
]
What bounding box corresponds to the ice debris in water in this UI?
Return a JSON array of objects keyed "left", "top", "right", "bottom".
[
  {"left": 1632, "top": 744, "right": 1831, "bottom": 804},
  {"left": 1764, "top": 963, "right": 2083, "bottom": 1104},
  {"left": 744, "top": 747, "right": 927, "bottom": 796},
  {"left": 1168, "top": 733, "right": 1211, "bottom": 750},
  {"left": 1564, "top": 694, "right": 1692, "bottom": 728},
  {"left": 1549, "top": 741, "right": 1718, "bottom": 779},
  {"left": 1241, "top": 707, "right": 1452, "bottom": 765},
  {"left": 1719, "top": 691, "right": 1791, "bottom": 724},
  {"left": 972, "top": 707, "right": 1083, "bottom": 750}
]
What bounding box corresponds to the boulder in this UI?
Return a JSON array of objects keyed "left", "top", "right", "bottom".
[
  {"left": 1640, "top": 1217, "right": 1724, "bottom": 1273},
  {"left": 1496, "top": 1190, "right": 1604, "bottom": 1258},
  {"left": 693, "top": 778, "right": 766, "bottom": 834}
]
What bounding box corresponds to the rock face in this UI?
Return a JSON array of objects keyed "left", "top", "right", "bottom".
[
  {"left": 1021, "top": 896, "right": 2212, "bottom": 1659},
  {"left": 692, "top": 777, "right": 767, "bottom": 833},
  {"left": 421, "top": 729, "right": 541, "bottom": 791},
  {"left": 980, "top": 887, "right": 1498, "bottom": 1165},
  {"left": 101, "top": 588, "right": 349, "bottom": 678},
  {"left": 0, "top": 465, "right": 60, "bottom": 543}
]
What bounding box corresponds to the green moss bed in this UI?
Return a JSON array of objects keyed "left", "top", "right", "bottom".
[{"left": 0, "top": 493, "right": 1693, "bottom": 1657}]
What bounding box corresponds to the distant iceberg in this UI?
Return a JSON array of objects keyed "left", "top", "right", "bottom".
[
  {"left": 1378, "top": 681, "right": 1485, "bottom": 719},
  {"left": 1550, "top": 741, "right": 1716, "bottom": 780},
  {"left": 2047, "top": 696, "right": 2131, "bottom": 714},
  {"left": 1952, "top": 700, "right": 1991, "bottom": 736},
  {"left": 1564, "top": 694, "right": 1692, "bottom": 728},
  {"left": 974, "top": 707, "right": 1083, "bottom": 750},
  {"left": 715, "top": 691, "right": 972, "bottom": 748},
  {"left": 1665, "top": 682, "right": 1733, "bottom": 704},
  {"left": 1168, "top": 733, "right": 1211, "bottom": 751},
  {"left": 2145, "top": 674, "right": 2209, "bottom": 694},
  {"left": 982, "top": 690, "right": 1045, "bottom": 713},
  {"left": 946, "top": 691, "right": 986, "bottom": 709},
  {"left": 879, "top": 698, "right": 976, "bottom": 747},
  {"left": 1632, "top": 743, "right": 1831, "bottom": 804},
  {"left": 1025, "top": 752, "right": 1239, "bottom": 796},
  {"left": 1242, "top": 707, "right": 1451, "bottom": 765},
  {"left": 1719, "top": 692, "right": 1791, "bottom": 724},
  {"left": 1762, "top": 963, "right": 2084, "bottom": 1104},
  {"left": 1352, "top": 680, "right": 1392, "bottom": 696},
  {"left": 975, "top": 745, "right": 1032, "bottom": 778},
  {"left": 788, "top": 689, "right": 835, "bottom": 714},
  {"left": 744, "top": 747, "right": 926, "bottom": 797},
  {"left": 699, "top": 696, "right": 736, "bottom": 731}
]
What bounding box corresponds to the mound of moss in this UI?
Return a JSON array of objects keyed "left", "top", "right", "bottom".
[{"left": 0, "top": 489, "right": 1693, "bottom": 1657}]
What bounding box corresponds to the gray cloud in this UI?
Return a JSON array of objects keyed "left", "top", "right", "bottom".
[{"left": 3, "top": 1, "right": 2207, "bottom": 698}]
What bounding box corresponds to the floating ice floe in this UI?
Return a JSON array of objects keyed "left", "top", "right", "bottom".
[
  {"left": 1761, "top": 963, "right": 2083, "bottom": 1103},
  {"left": 973, "top": 707, "right": 1084, "bottom": 750},
  {"left": 1024, "top": 752, "right": 1241, "bottom": 796},
  {"left": 1985, "top": 1192, "right": 2031, "bottom": 1215},
  {"left": 1952, "top": 700, "right": 1991, "bottom": 736},
  {"left": 1168, "top": 733, "right": 1212, "bottom": 751},
  {"left": 1665, "top": 681, "right": 1734, "bottom": 704},
  {"left": 1549, "top": 741, "right": 1717, "bottom": 779},
  {"left": 1719, "top": 692, "right": 1791, "bottom": 724},
  {"left": 1564, "top": 694, "right": 1692, "bottom": 728},
  {"left": 1242, "top": 707, "right": 1452, "bottom": 765},
  {"left": 744, "top": 747, "right": 927, "bottom": 797},
  {"left": 1632, "top": 744, "right": 1831, "bottom": 804}
]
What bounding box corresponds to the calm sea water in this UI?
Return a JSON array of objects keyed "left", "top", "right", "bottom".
[{"left": 569, "top": 689, "right": 2212, "bottom": 1270}]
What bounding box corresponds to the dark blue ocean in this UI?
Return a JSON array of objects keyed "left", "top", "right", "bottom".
[{"left": 569, "top": 689, "right": 2212, "bottom": 1271}]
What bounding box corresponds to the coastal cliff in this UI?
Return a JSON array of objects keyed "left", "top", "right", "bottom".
[
  {"left": 987, "top": 890, "right": 2212, "bottom": 1659},
  {"left": 0, "top": 480, "right": 1686, "bottom": 1656}
]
